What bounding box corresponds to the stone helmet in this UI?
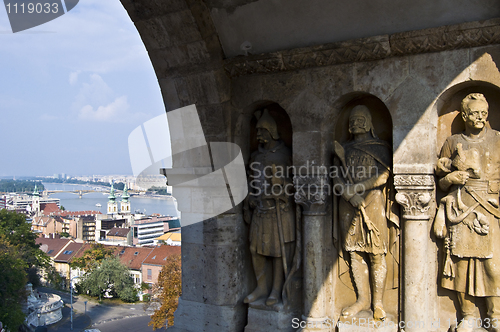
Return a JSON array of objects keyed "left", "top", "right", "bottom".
[
  {"left": 255, "top": 109, "right": 280, "bottom": 140},
  {"left": 349, "top": 105, "right": 377, "bottom": 138}
]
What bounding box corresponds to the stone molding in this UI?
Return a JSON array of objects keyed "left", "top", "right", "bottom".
[
  {"left": 224, "top": 19, "right": 500, "bottom": 77},
  {"left": 293, "top": 174, "right": 329, "bottom": 215},
  {"left": 393, "top": 174, "right": 434, "bottom": 188},
  {"left": 394, "top": 174, "right": 435, "bottom": 220}
]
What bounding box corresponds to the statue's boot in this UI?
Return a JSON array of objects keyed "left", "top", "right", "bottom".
[
  {"left": 486, "top": 296, "right": 500, "bottom": 332},
  {"left": 456, "top": 292, "right": 476, "bottom": 332},
  {"left": 342, "top": 252, "right": 371, "bottom": 317},
  {"left": 370, "top": 254, "right": 387, "bottom": 321},
  {"left": 266, "top": 257, "right": 284, "bottom": 306},
  {"left": 244, "top": 253, "right": 268, "bottom": 304}
]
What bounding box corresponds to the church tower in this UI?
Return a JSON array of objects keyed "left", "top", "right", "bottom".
[
  {"left": 32, "top": 184, "right": 40, "bottom": 217},
  {"left": 120, "top": 183, "right": 131, "bottom": 214},
  {"left": 107, "top": 183, "right": 117, "bottom": 215}
]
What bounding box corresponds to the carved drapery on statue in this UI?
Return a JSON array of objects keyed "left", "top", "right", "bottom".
[
  {"left": 333, "top": 105, "right": 399, "bottom": 322},
  {"left": 434, "top": 93, "right": 500, "bottom": 330},
  {"left": 243, "top": 109, "right": 300, "bottom": 310}
]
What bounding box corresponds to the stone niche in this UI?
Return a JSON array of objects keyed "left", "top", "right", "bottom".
[
  {"left": 332, "top": 95, "right": 399, "bottom": 328},
  {"left": 435, "top": 81, "right": 500, "bottom": 327},
  {"left": 118, "top": 1, "right": 500, "bottom": 330},
  {"left": 228, "top": 47, "right": 500, "bottom": 331}
]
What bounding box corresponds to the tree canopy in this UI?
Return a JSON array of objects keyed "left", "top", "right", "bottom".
[
  {"left": 0, "top": 179, "right": 44, "bottom": 193},
  {"left": 0, "top": 210, "right": 49, "bottom": 285},
  {"left": 0, "top": 210, "right": 52, "bottom": 330},
  {"left": 0, "top": 236, "right": 28, "bottom": 331},
  {"left": 70, "top": 243, "right": 115, "bottom": 272},
  {"left": 78, "top": 257, "right": 137, "bottom": 302},
  {"left": 146, "top": 254, "right": 182, "bottom": 330}
]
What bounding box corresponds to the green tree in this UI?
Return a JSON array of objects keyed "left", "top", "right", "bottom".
[
  {"left": 146, "top": 254, "right": 182, "bottom": 330},
  {"left": 147, "top": 186, "right": 170, "bottom": 195},
  {"left": 79, "top": 257, "right": 137, "bottom": 302},
  {"left": 0, "top": 179, "right": 44, "bottom": 193},
  {"left": 44, "top": 265, "right": 64, "bottom": 290},
  {"left": 0, "top": 210, "right": 49, "bottom": 285},
  {"left": 70, "top": 243, "right": 115, "bottom": 272},
  {"left": 59, "top": 231, "right": 70, "bottom": 238},
  {"left": 0, "top": 236, "right": 28, "bottom": 331}
]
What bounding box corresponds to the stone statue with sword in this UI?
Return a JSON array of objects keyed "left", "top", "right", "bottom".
[
  {"left": 244, "top": 109, "right": 297, "bottom": 307},
  {"left": 333, "top": 105, "right": 397, "bottom": 321}
]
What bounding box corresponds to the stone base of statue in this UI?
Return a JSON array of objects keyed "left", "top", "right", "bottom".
[
  {"left": 170, "top": 297, "right": 247, "bottom": 332},
  {"left": 447, "top": 322, "right": 488, "bottom": 332},
  {"left": 245, "top": 299, "right": 300, "bottom": 332},
  {"left": 338, "top": 310, "right": 398, "bottom": 332}
]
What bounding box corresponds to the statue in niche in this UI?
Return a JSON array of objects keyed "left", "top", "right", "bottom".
[
  {"left": 243, "top": 109, "right": 297, "bottom": 307},
  {"left": 434, "top": 93, "right": 500, "bottom": 332},
  {"left": 333, "top": 105, "right": 399, "bottom": 321}
]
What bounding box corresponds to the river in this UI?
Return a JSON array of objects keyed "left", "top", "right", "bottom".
[{"left": 42, "top": 183, "right": 179, "bottom": 217}]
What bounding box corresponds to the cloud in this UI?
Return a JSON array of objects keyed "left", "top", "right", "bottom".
[
  {"left": 78, "top": 95, "right": 129, "bottom": 122},
  {"left": 69, "top": 70, "right": 81, "bottom": 85},
  {"left": 73, "top": 73, "right": 113, "bottom": 108}
]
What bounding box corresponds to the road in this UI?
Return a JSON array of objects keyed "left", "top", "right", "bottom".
[
  {"left": 38, "top": 287, "right": 155, "bottom": 332},
  {"left": 92, "top": 316, "right": 166, "bottom": 332}
]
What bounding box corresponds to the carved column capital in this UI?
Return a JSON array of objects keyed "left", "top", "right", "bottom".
[
  {"left": 293, "top": 174, "right": 329, "bottom": 216},
  {"left": 394, "top": 174, "right": 435, "bottom": 220}
]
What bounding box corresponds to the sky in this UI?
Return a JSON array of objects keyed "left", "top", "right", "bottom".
[{"left": 0, "top": 1, "right": 167, "bottom": 177}]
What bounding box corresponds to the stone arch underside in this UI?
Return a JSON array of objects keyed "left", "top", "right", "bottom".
[{"left": 120, "top": 1, "right": 500, "bottom": 331}]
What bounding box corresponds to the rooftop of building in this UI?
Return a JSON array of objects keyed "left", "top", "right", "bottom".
[
  {"left": 142, "top": 245, "right": 181, "bottom": 266},
  {"left": 155, "top": 232, "right": 181, "bottom": 242},
  {"left": 117, "top": 246, "right": 154, "bottom": 271},
  {"left": 54, "top": 242, "right": 84, "bottom": 263},
  {"left": 36, "top": 237, "right": 73, "bottom": 258},
  {"left": 107, "top": 227, "right": 130, "bottom": 238}
]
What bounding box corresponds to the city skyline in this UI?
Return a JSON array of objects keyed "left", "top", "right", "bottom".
[{"left": 0, "top": 1, "right": 168, "bottom": 177}]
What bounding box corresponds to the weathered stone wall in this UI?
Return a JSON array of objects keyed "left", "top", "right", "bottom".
[
  {"left": 120, "top": 1, "right": 250, "bottom": 331},
  {"left": 120, "top": 1, "right": 500, "bottom": 330},
  {"left": 230, "top": 43, "right": 500, "bottom": 332}
]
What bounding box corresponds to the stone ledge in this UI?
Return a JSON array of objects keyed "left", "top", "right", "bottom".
[{"left": 224, "top": 18, "right": 500, "bottom": 77}]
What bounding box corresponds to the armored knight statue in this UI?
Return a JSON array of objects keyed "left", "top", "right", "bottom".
[
  {"left": 333, "top": 105, "right": 398, "bottom": 321},
  {"left": 434, "top": 93, "right": 500, "bottom": 332},
  {"left": 243, "top": 109, "right": 296, "bottom": 307}
]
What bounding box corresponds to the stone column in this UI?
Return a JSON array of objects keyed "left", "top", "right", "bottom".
[
  {"left": 394, "top": 174, "right": 435, "bottom": 332},
  {"left": 294, "top": 174, "right": 330, "bottom": 331}
]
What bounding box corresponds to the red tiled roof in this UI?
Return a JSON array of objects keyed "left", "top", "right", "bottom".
[
  {"left": 54, "top": 242, "right": 84, "bottom": 263},
  {"left": 117, "top": 246, "right": 154, "bottom": 271},
  {"left": 54, "top": 211, "right": 101, "bottom": 217},
  {"left": 41, "top": 203, "right": 60, "bottom": 214},
  {"left": 36, "top": 238, "right": 72, "bottom": 258},
  {"left": 142, "top": 245, "right": 181, "bottom": 266},
  {"left": 71, "top": 243, "right": 93, "bottom": 260},
  {"left": 71, "top": 243, "right": 123, "bottom": 261}
]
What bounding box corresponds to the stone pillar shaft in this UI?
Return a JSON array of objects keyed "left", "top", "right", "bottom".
[
  {"left": 294, "top": 174, "right": 330, "bottom": 330},
  {"left": 303, "top": 213, "right": 326, "bottom": 318},
  {"left": 395, "top": 174, "right": 435, "bottom": 332}
]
